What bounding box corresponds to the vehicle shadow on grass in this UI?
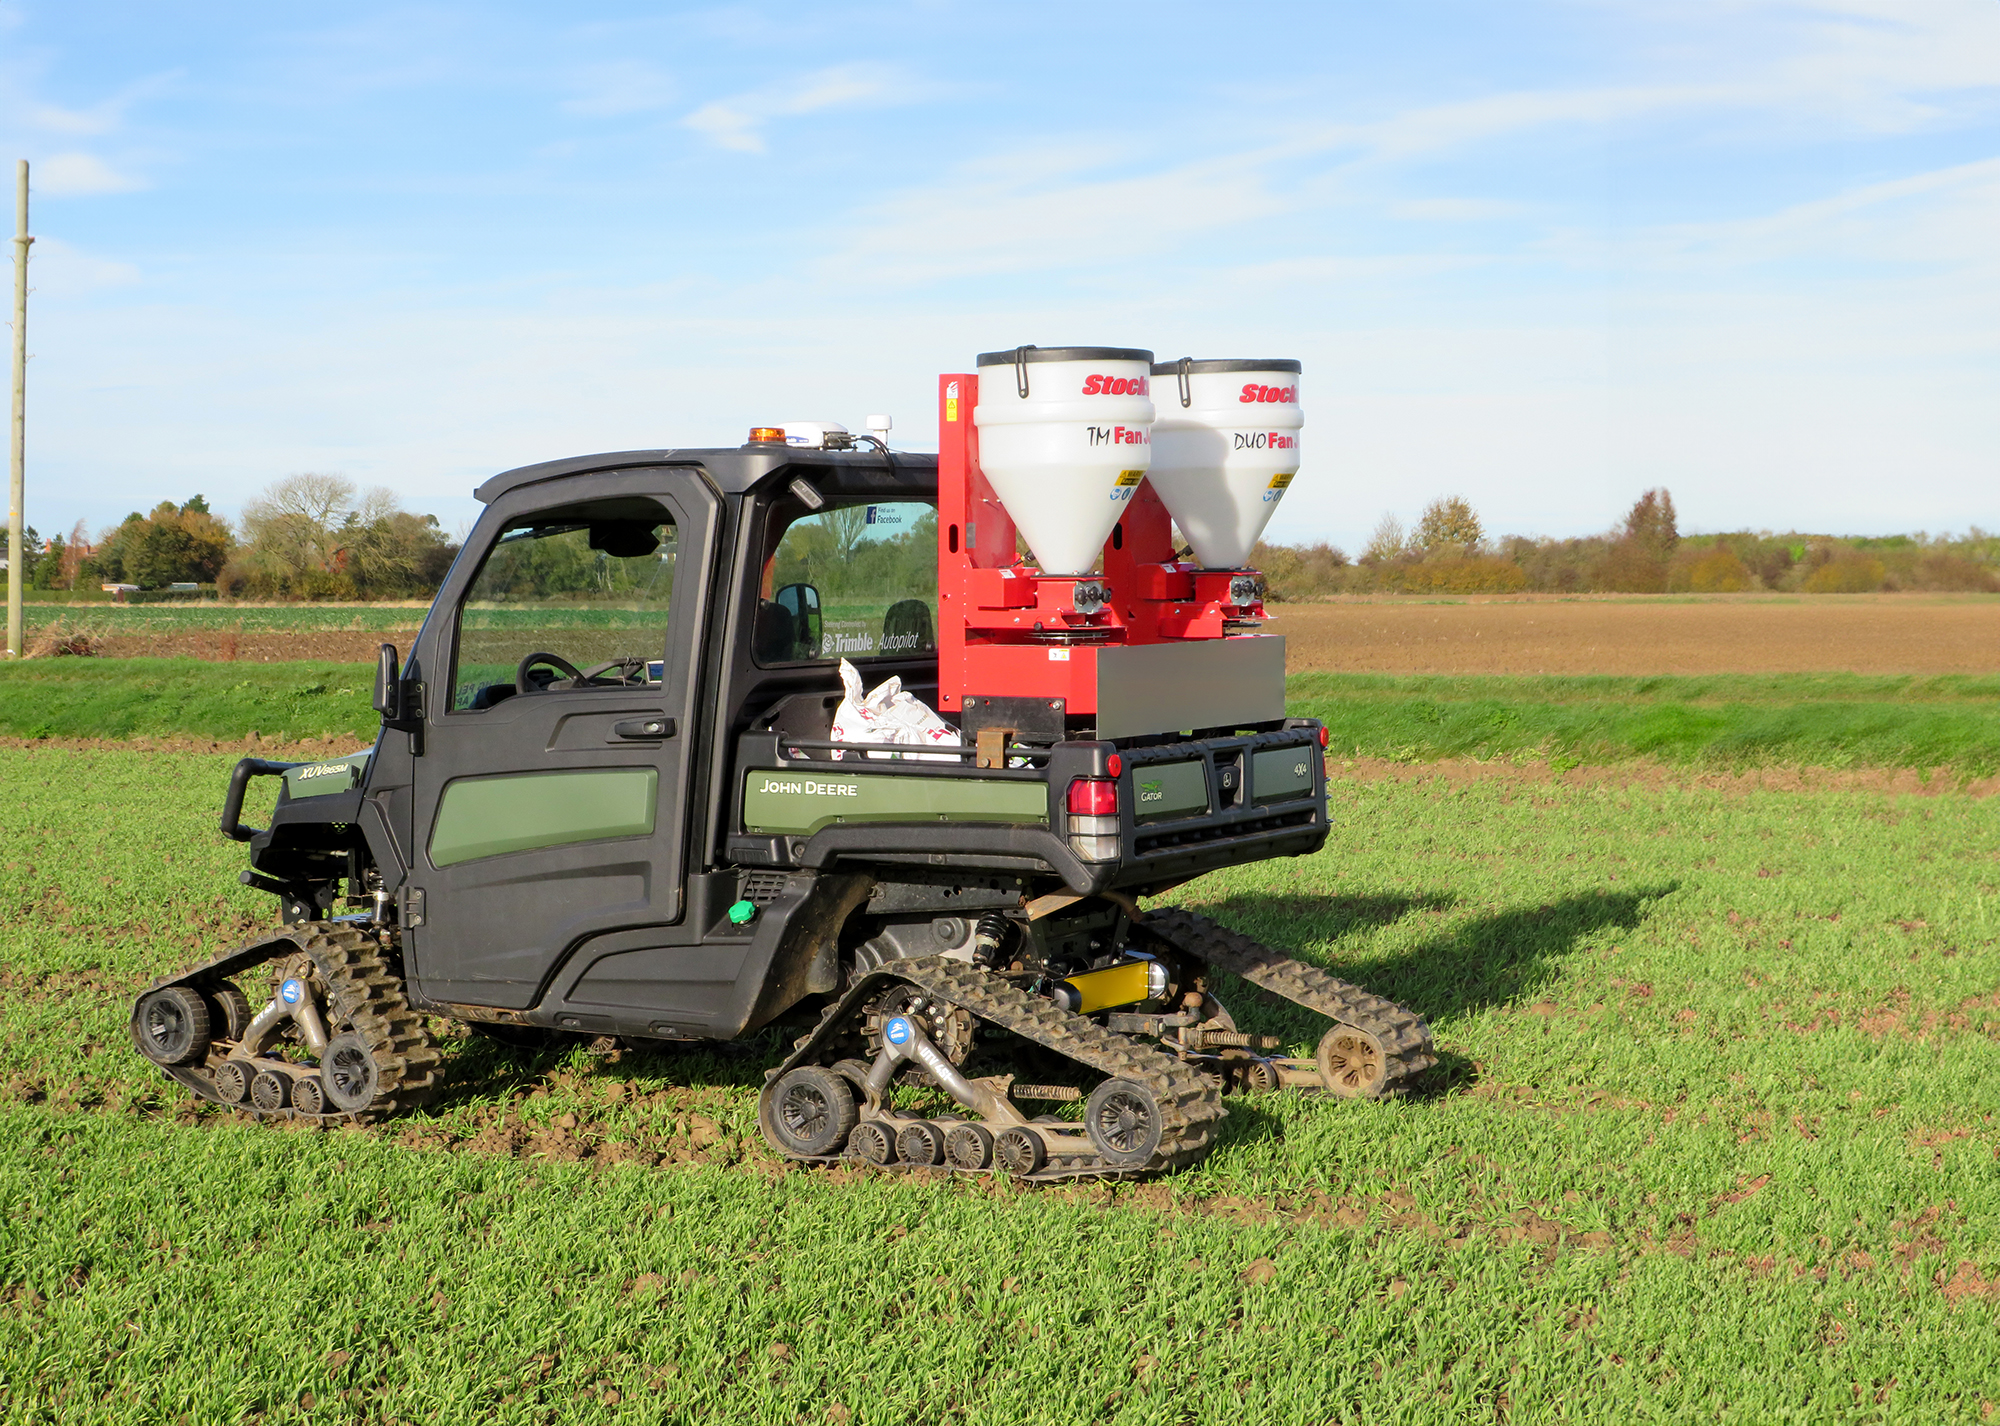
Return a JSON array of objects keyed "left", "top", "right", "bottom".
[
  {"left": 415, "top": 884, "right": 1670, "bottom": 1118},
  {"left": 1189, "top": 882, "right": 1676, "bottom": 1037},
  {"left": 419, "top": 1031, "right": 779, "bottom": 1116},
  {"left": 419, "top": 895, "right": 1464, "bottom": 1112}
]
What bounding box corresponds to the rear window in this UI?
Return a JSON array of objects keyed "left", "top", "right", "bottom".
[{"left": 754, "top": 501, "right": 938, "bottom": 665}]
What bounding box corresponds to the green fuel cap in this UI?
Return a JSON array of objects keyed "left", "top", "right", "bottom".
[{"left": 727, "top": 899, "right": 758, "bottom": 926}]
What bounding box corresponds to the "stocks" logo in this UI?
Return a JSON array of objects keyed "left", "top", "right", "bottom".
[
  {"left": 1082, "top": 374, "right": 1150, "bottom": 396},
  {"left": 1239, "top": 383, "right": 1297, "bottom": 404}
]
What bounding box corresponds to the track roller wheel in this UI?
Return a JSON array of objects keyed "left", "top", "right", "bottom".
[
  {"left": 320, "top": 1032, "right": 382, "bottom": 1113},
  {"left": 763, "top": 1066, "right": 858, "bottom": 1158},
  {"left": 292, "top": 1076, "right": 326, "bottom": 1116},
  {"left": 249, "top": 1068, "right": 291, "bottom": 1112},
  {"left": 847, "top": 1121, "right": 897, "bottom": 1166},
  {"left": 993, "top": 1126, "right": 1046, "bottom": 1176},
  {"left": 1317, "top": 1024, "right": 1388, "bottom": 1099},
  {"left": 204, "top": 982, "right": 254, "bottom": 1042},
  {"left": 1085, "top": 1078, "right": 1165, "bottom": 1166},
  {"left": 1240, "top": 1058, "right": 1281, "bottom": 1095},
  {"left": 896, "top": 1122, "right": 945, "bottom": 1167},
  {"left": 134, "top": 986, "right": 212, "bottom": 1067},
  {"left": 944, "top": 1122, "right": 993, "bottom": 1170},
  {"left": 212, "top": 1060, "right": 252, "bottom": 1104}
]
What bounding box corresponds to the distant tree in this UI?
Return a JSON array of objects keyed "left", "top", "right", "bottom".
[
  {"left": 1253, "top": 540, "right": 1349, "bottom": 600},
  {"left": 1360, "top": 513, "right": 1407, "bottom": 566},
  {"left": 231, "top": 473, "right": 454, "bottom": 599},
  {"left": 31, "top": 532, "right": 63, "bottom": 589},
  {"left": 1689, "top": 547, "right": 1752, "bottom": 593},
  {"left": 1622, "top": 488, "right": 1678, "bottom": 562},
  {"left": 337, "top": 490, "right": 457, "bottom": 597},
  {"left": 1803, "top": 552, "right": 1887, "bottom": 593},
  {"left": 1413, "top": 497, "right": 1483, "bottom": 557},
  {"left": 236, "top": 473, "right": 354, "bottom": 592},
  {"left": 84, "top": 499, "right": 234, "bottom": 587},
  {"left": 0, "top": 522, "right": 41, "bottom": 584},
  {"left": 1599, "top": 488, "right": 1679, "bottom": 592}
]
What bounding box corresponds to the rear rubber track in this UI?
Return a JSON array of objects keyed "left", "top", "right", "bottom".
[
  {"left": 137, "top": 921, "right": 441, "bottom": 1124},
  {"left": 766, "top": 955, "right": 1226, "bottom": 1180},
  {"left": 1142, "top": 907, "right": 1436, "bottom": 1096}
]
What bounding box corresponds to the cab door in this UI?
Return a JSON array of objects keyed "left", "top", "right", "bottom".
[{"left": 403, "top": 470, "right": 716, "bottom": 1010}]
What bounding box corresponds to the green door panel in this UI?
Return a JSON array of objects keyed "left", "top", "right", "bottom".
[
  {"left": 1133, "top": 760, "right": 1210, "bottom": 824},
  {"left": 429, "top": 767, "right": 659, "bottom": 868},
  {"left": 742, "top": 769, "right": 1047, "bottom": 836},
  {"left": 1251, "top": 745, "right": 1316, "bottom": 804}
]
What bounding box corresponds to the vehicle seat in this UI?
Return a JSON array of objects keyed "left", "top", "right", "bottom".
[
  {"left": 881, "top": 599, "right": 934, "bottom": 655},
  {"left": 753, "top": 601, "right": 798, "bottom": 663}
]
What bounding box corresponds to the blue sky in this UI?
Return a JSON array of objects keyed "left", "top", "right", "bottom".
[{"left": 4, "top": 0, "right": 1997, "bottom": 551}]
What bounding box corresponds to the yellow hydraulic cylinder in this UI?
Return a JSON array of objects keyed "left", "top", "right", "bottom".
[{"left": 1052, "top": 958, "right": 1166, "bottom": 1015}]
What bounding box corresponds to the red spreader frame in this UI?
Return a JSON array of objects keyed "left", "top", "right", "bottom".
[{"left": 935, "top": 371, "right": 1268, "bottom": 720}]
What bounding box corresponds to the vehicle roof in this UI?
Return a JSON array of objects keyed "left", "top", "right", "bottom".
[{"left": 473, "top": 446, "right": 938, "bottom": 504}]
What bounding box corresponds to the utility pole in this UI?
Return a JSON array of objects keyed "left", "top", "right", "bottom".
[{"left": 6, "top": 160, "right": 27, "bottom": 660}]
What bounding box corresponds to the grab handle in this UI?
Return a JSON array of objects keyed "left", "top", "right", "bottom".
[{"left": 220, "top": 758, "right": 298, "bottom": 843}]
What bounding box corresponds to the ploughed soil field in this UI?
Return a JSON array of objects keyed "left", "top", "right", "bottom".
[
  {"left": 26, "top": 593, "right": 1999, "bottom": 673},
  {"left": 1273, "top": 595, "right": 1999, "bottom": 676}
]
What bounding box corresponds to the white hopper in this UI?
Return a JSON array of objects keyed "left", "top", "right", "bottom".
[
  {"left": 973, "top": 346, "right": 1154, "bottom": 576},
  {"left": 1146, "top": 359, "right": 1302, "bottom": 568}
]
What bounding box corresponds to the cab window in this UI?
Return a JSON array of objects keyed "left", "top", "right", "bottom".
[
  {"left": 754, "top": 501, "right": 936, "bottom": 665},
  {"left": 451, "top": 502, "right": 678, "bottom": 712}
]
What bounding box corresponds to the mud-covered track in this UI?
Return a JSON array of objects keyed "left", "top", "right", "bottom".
[
  {"left": 764, "top": 956, "right": 1226, "bottom": 1181},
  {"left": 1143, "top": 907, "right": 1436, "bottom": 1097}
]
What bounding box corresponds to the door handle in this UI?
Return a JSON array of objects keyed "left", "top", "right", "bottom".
[{"left": 612, "top": 717, "right": 675, "bottom": 741}]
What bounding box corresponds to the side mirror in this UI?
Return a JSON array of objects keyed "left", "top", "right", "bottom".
[
  {"left": 774, "top": 583, "right": 823, "bottom": 660},
  {"left": 373, "top": 643, "right": 402, "bottom": 720}
]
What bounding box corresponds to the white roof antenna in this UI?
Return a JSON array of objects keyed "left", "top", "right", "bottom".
[{"left": 866, "top": 414, "right": 892, "bottom": 448}]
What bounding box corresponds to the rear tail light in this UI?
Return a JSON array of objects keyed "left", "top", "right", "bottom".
[
  {"left": 1317, "top": 725, "right": 1329, "bottom": 748},
  {"left": 1065, "top": 776, "right": 1120, "bottom": 862},
  {"left": 1066, "top": 778, "right": 1118, "bottom": 815}
]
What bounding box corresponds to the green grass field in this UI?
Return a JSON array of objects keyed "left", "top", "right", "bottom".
[
  {"left": 1290, "top": 672, "right": 2000, "bottom": 776},
  {"left": 3, "top": 745, "right": 1997, "bottom": 1422},
  {"left": 6, "top": 662, "right": 2000, "bottom": 775}
]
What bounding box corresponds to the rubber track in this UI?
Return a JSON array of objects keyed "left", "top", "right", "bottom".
[
  {"left": 765, "top": 956, "right": 1226, "bottom": 1180},
  {"left": 136, "top": 922, "right": 441, "bottom": 1125},
  {"left": 1142, "top": 907, "right": 1437, "bottom": 1097}
]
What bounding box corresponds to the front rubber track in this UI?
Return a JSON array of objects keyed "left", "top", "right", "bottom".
[{"left": 131, "top": 921, "right": 440, "bottom": 1125}]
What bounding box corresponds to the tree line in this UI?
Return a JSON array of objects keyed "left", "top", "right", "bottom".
[
  {"left": 6, "top": 474, "right": 458, "bottom": 600},
  {"left": 9, "top": 477, "right": 1997, "bottom": 603},
  {"left": 1253, "top": 489, "right": 2000, "bottom": 599}
]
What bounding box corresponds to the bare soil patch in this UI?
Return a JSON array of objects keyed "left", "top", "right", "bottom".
[
  {"left": 1272, "top": 595, "right": 2000, "bottom": 675},
  {"left": 94, "top": 631, "right": 408, "bottom": 663},
  {"left": 64, "top": 594, "right": 2000, "bottom": 676}
]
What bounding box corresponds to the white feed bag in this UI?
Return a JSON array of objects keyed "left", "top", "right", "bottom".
[
  {"left": 830, "top": 660, "right": 958, "bottom": 762},
  {"left": 973, "top": 345, "right": 1155, "bottom": 576},
  {"left": 1146, "top": 359, "right": 1303, "bottom": 569}
]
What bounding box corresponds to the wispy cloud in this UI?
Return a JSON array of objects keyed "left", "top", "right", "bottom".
[
  {"left": 561, "top": 59, "right": 676, "bottom": 118},
  {"left": 29, "top": 236, "right": 141, "bottom": 295},
  {"left": 36, "top": 152, "right": 146, "bottom": 196},
  {"left": 681, "top": 63, "right": 914, "bottom": 153}
]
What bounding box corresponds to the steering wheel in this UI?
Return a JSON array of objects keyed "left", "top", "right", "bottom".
[{"left": 516, "top": 650, "right": 585, "bottom": 694}]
